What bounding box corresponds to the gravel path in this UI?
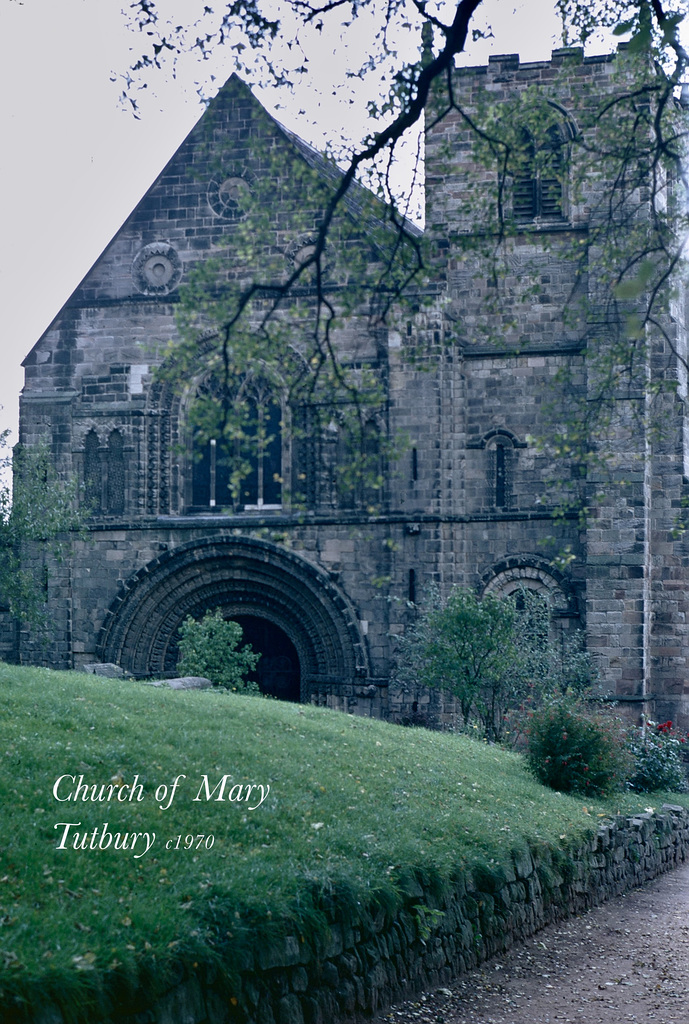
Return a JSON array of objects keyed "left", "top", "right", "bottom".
[{"left": 376, "top": 862, "right": 689, "bottom": 1024}]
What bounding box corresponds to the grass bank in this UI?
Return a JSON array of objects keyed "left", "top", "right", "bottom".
[{"left": 0, "top": 663, "right": 685, "bottom": 1020}]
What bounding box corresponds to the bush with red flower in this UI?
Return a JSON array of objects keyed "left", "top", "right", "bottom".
[
  {"left": 525, "top": 698, "right": 631, "bottom": 796},
  {"left": 627, "top": 719, "right": 689, "bottom": 793}
]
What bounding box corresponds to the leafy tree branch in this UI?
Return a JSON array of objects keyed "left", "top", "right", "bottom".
[{"left": 122, "top": 1, "right": 687, "bottom": 509}]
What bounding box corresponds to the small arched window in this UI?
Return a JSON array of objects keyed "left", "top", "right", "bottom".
[
  {"left": 335, "top": 416, "right": 383, "bottom": 511},
  {"left": 107, "top": 430, "right": 125, "bottom": 515},
  {"left": 84, "top": 429, "right": 101, "bottom": 513},
  {"left": 513, "top": 125, "right": 565, "bottom": 222},
  {"left": 190, "top": 372, "right": 282, "bottom": 512},
  {"left": 488, "top": 437, "right": 513, "bottom": 510},
  {"left": 481, "top": 560, "right": 574, "bottom": 628}
]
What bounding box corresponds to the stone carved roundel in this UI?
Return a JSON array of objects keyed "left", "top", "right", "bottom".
[
  {"left": 285, "top": 235, "right": 328, "bottom": 280},
  {"left": 207, "top": 175, "right": 252, "bottom": 220},
  {"left": 132, "top": 243, "right": 182, "bottom": 295}
]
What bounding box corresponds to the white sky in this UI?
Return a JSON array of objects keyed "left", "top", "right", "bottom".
[{"left": 0, "top": 0, "right": 638, "bottom": 447}]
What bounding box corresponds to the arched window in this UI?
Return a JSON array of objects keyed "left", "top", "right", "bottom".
[
  {"left": 190, "top": 372, "right": 283, "bottom": 512},
  {"left": 488, "top": 437, "right": 513, "bottom": 509},
  {"left": 238, "top": 378, "right": 282, "bottom": 509},
  {"left": 84, "top": 429, "right": 101, "bottom": 513},
  {"left": 335, "top": 416, "right": 383, "bottom": 511},
  {"left": 513, "top": 125, "right": 564, "bottom": 222},
  {"left": 482, "top": 561, "right": 572, "bottom": 616},
  {"left": 290, "top": 404, "right": 318, "bottom": 509},
  {"left": 481, "top": 559, "right": 578, "bottom": 645},
  {"left": 495, "top": 442, "right": 508, "bottom": 508},
  {"left": 107, "top": 430, "right": 125, "bottom": 515}
]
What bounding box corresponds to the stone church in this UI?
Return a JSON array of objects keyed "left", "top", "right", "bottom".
[{"left": 8, "top": 47, "right": 689, "bottom": 728}]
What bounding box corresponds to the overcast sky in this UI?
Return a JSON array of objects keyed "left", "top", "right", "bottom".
[{"left": 0, "top": 0, "right": 636, "bottom": 449}]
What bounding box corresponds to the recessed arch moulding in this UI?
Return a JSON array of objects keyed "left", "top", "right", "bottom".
[
  {"left": 480, "top": 554, "right": 583, "bottom": 632},
  {"left": 97, "top": 537, "right": 370, "bottom": 702}
]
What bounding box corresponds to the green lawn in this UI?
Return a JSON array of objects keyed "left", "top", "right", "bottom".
[{"left": 0, "top": 663, "right": 685, "bottom": 1019}]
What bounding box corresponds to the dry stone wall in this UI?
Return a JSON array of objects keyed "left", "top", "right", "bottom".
[{"left": 33, "top": 804, "right": 689, "bottom": 1024}]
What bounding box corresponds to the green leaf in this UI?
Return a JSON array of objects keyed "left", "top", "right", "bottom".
[
  {"left": 612, "top": 19, "right": 636, "bottom": 37},
  {"left": 614, "top": 260, "right": 656, "bottom": 300},
  {"left": 626, "top": 26, "right": 652, "bottom": 53}
]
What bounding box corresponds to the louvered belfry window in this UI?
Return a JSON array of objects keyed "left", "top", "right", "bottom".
[{"left": 513, "top": 126, "right": 564, "bottom": 222}]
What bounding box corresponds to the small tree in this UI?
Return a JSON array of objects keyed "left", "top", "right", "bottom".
[
  {"left": 177, "top": 609, "right": 261, "bottom": 692},
  {"left": 404, "top": 586, "right": 518, "bottom": 740},
  {"left": 397, "top": 584, "right": 595, "bottom": 741},
  {"left": 121, "top": 2, "right": 689, "bottom": 478}
]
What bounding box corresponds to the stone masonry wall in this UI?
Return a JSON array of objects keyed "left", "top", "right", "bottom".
[
  {"left": 16, "top": 51, "right": 689, "bottom": 726},
  {"left": 33, "top": 804, "right": 689, "bottom": 1024},
  {"left": 0, "top": 609, "right": 17, "bottom": 664}
]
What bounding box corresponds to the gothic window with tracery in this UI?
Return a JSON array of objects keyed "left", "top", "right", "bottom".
[{"left": 190, "top": 372, "right": 283, "bottom": 512}]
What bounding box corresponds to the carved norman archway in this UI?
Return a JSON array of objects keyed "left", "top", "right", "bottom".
[
  {"left": 97, "top": 537, "right": 369, "bottom": 698},
  {"left": 479, "top": 554, "right": 581, "bottom": 631}
]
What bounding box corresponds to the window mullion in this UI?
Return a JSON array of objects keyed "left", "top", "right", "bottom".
[
  {"left": 257, "top": 403, "right": 264, "bottom": 508},
  {"left": 209, "top": 438, "right": 217, "bottom": 508}
]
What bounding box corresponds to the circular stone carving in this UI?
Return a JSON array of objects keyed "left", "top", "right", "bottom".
[
  {"left": 132, "top": 243, "right": 182, "bottom": 295},
  {"left": 287, "top": 239, "right": 317, "bottom": 268},
  {"left": 285, "top": 235, "right": 327, "bottom": 280},
  {"left": 207, "top": 175, "right": 252, "bottom": 220}
]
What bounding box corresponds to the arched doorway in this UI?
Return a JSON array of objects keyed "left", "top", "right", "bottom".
[
  {"left": 97, "top": 536, "right": 369, "bottom": 701},
  {"left": 233, "top": 615, "right": 300, "bottom": 701}
]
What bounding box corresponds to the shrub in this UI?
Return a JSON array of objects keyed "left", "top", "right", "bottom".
[
  {"left": 627, "top": 721, "right": 688, "bottom": 793},
  {"left": 396, "top": 585, "right": 519, "bottom": 741},
  {"left": 526, "top": 699, "right": 630, "bottom": 796},
  {"left": 177, "top": 609, "right": 261, "bottom": 692},
  {"left": 396, "top": 584, "right": 596, "bottom": 742}
]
